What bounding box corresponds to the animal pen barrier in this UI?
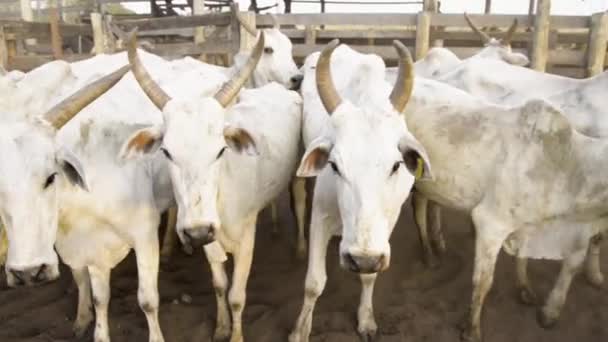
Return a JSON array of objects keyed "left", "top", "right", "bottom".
[{"left": 0, "top": 7, "right": 607, "bottom": 79}]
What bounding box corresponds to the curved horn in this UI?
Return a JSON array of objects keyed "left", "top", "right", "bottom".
[
  {"left": 315, "top": 39, "right": 342, "bottom": 115},
  {"left": 213, "top": 32, "right": 265, "bottom": 107},
  {"left": 502, "top": 19, "right": 518, "bottom": 46},
  {"left": 232, "top": 4, "right": 257, "bottom": 37},
  {"left": 390, "top": 41, "right": 414, "bottom": 113},
  {"left": 464, "top": 13, "right": 491, "bottom": 44},
  {"left": 43, "top": 65, "right": 130, "bottom": 130},
  {"left": 126, "top": 28, "right": 171, "bottom": 110}
]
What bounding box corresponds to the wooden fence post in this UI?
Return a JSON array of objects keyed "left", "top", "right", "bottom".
[
  {"left": 50, "top": 8, "right": 63, "bottom": 60},
  {"left": 193, "top": 0, "right": 206, "bottom": 44},
  {"left": 531, "top": 0, "right": 551, "bottom": 71},
  {"left": 0, "top": 26, "right": 8, "bottom": 70},
  {"left": 238, "top": 11, "right": 257, "bottom": 53},
  {"left": 305, "top": 25, "right": 316, "bottom": 46},
  {"left": 415, "top": 11, "right": 431, "bottom": 60},
  {"left": 91, "top": 12, "right": 104, "bottom": 55},
  {"left": 586, "top": 12, "right": 608, "bottom": 76}
]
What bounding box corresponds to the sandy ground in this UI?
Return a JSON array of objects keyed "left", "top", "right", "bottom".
[{"left": 0, "top": 195, "right": 606, "bottom": 342}]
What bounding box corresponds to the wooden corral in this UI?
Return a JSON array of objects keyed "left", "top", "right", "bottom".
[{"left": 0, "top": 0, "right": 607, "bottom": 78}]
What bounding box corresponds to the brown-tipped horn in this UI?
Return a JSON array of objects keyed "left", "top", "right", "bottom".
[
  {"left": 390, "top": 40, "right": 414, "bottom": 113},
  {"left": 232, "top": 4, "right": 257, "bottom": 36},
  {"left": 464, "top": 13, "right": 491, "bottom": 44},
  {"left": 43, "top": 65, "right": 130, "bottom": 130},
  {"left": 126, "top": 28, "right": 171, "bottom": 110},
  {"left": 502, "top": 19, "right": 518, "bottom": 46},
  {"left": 213, "top": 32, "right": 265, "bottom": 107},
  {"left": 316, "top": 39, "right": 342, "bottom": 115}
]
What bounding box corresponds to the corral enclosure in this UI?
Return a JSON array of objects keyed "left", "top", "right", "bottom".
[{"left": 0, "top": 0, "right": 606, "bottom": 78}]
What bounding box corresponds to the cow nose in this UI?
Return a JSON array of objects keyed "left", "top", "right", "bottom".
[
  {"left": 183, "top": 225, "right": 216, "bottom": 249},
  {"left": 343, "top": 253, "right": 385, "bottom": 274},
  {"left": 290, "top": 74, "right": 304, "bottom": 90},
  {"left": 9, "top": 264, "right": 49, "bottom": 286}
]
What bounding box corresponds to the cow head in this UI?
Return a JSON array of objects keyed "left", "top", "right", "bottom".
[
  {"left": 297, "top": 40, "right": 432, "bottom": 274},
  {"left": 121, "top": 30, "right": 263, "bottom": 251},
  {"left": 0, "top": 65, "right": 128, "bottom": 287},
  {"left": 464, "top": 13, "right": 530, "bottom": 66},
  {"left": 234, "top": 12, "right": 303, "bottom": 90}
]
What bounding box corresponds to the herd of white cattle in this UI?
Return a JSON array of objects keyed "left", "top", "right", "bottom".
[{"left": 0, "top": 13, "right": 606, "bottom": 342}]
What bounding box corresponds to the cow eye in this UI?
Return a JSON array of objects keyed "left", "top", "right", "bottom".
[
  {"left": 44, "top": 173, "right": 57, "bottom": 189},
  {"left": 217, "top": 146, "right": 227, "bottom": 159},
  {"left": 391, "top": 161, "right": 402, "bottom": 176},
  {"left": 328, "top": 160, "right": 341, "bottom": 176},
  {"left": 160, "top": 147, "right": 173, "bottom": 161},
  {"left": 264, "top": 47, "right": 274, "bottom": 54}
]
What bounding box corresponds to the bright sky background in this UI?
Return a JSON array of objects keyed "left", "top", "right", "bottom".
[{"left": 124, "top": 0, "right": 608, "bottom": 16}]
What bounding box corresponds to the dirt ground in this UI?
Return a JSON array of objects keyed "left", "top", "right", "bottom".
[{"left": 0, "top": 195, "right": 606, "bottom": 342}]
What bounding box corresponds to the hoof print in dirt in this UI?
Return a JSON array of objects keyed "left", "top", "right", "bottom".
[
  {"left": 536, "top": 308, "right": 559, "bottom": 330},
  {"left": 517, "top": 287, "right": 539, "bottom": 306}
]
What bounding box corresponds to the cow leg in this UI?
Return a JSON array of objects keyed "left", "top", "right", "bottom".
[
  {"left": 515, "top": 257, "right": 538, "bottom": 305},
  {"left": 72, "top": 267, "right": 93, "bottom": 338},
  {"left": 207, "top": 258, "right": 230, "bottom": 341},
  {"left": 584, "top": 233, "right": 603, "bottom": 288},
  {"left": 412, "top": 191, "right": 438, "bottom": 267},
  {"left": 357, "top": 273, "right": 378, "bottom": 341},
  {"left": 462, "top": 209, "right": 511, "bottom": 342},
  {"left": 134, "top": 229, "right": 164, "bottom": 342},
  {"left": 289, "top": 209, "right": 332, "bottom": 342},
  {"left": 537, "top": 248, "right": 586, "bottom": 329},
  {"left": 428, "top": 200, "right": 446, "bottom": 255},
  {"left": 228, "top": 218, "right": 257, "bottom": 342},
  {"left": 160, "top": 207, "right": 178, "bottom": 265},
  {"left": 292, "top": 177, "right": 308, "bottom": 260},
  {"left": 88, "top": 265, "right": 111, "bottom": 342}
]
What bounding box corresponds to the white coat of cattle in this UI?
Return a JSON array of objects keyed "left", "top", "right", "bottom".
[
  {"left": 121, "top": 32, "right": 302, "bottom": 342},
  {"left": 0, "top": 67, "right": 128, "bottom": 288},
  {"left": 386, "top": 14, "right": 528, "bottom": 83},
  {"left": 289, "top": 40, "right": 432, "bottom": 341},
  {"left": 404, "top": 77, "right": 608, "bottom": 341}
]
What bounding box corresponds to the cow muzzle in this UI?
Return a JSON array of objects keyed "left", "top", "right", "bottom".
[
  {"left": 341, "top": 252, "right": 388, "bottom": 274},
  {"left": 181, "top": 224, "right": 216, "bottom": 250},
  {"left": 289, "top": 74, "right": 304, "bottom": 91},
  {"left": 6, "top": 263, "right": 59, "bottom": 287}
]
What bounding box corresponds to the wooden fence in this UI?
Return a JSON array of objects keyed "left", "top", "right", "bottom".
[{"left": 0, "top": 8, "right": 607, "bottom": 79}]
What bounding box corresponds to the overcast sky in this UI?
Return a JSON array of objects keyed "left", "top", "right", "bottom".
[{"left": 124, "top": 0, "right": 608, "bottom": 16}]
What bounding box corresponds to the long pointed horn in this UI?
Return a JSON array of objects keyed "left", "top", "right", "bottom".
[
  {"left": 231, "top": 3, "right": 257, "bottom": 36},
  {"left": 464, "top": 13, "right": 491, "bottom": 44},
  {"left": 502, "top": 19, "right": 518, "bottom": 46},
  {"left": 390, "top": 41, "right": 414, "bottom": 113},
  {"left": 316, "top": 39, "right": 342, "bottom": 115},
  {"left": 43, "top": 65, "right": 130, "bottom": 130},
  {"left": 213, "top": 32, "right": 265, "bottom": 107},
  {"left": 126, "top": 28, "right": 171, "bottom": 110}
]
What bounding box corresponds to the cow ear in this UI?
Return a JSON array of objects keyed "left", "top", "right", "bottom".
[
  {"left": 398, "top": 136, "right": 432, "bottom": 180},
  {"left": 120, "top": 125, "right": 164, "bottom": 160},
  {"left": 224, "top": 125, "right": 258, "bottom": 156},
  {"left": 297, "top": 137, "right": 334, "bottom": 178},
  {"left": 57, "top": 147, "right": 89, "bottom": 191},
  {"left": 499, "top": 49, "right": 529, "bottom": 66}
]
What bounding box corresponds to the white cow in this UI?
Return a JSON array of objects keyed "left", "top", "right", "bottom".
[
  {"left": 404, "top": 77, "right": 608, "bottom": 342},
  {"left": 386, "top": 14, "right": 528, "bottom": 82},
  {"left": 289, "top": 41, "right": 431, "bottom": 341},
  {"left": 0, "top": 67, "right": 128, "bottom": 290},
  {"left": 121, "top": 32, "right": 302, "bottom": 342}
]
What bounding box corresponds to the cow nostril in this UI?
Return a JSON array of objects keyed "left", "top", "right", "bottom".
[{"left": 345, "top": 253, "right": 360, "bottom": 273}]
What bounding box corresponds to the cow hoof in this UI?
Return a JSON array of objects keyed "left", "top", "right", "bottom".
[
  {"left": 288, "top": 332, "right": 302, "bottom": 342},
  {"left": 229, "top": 333, "right": 243, "bottom": 342},
  {"left": 358, "top": 330, "right": 377, "bottom": 342},
  {"left": 460, "top": 327, "right": 481, "bottom": 342},
  {"left": 586, "top": 271, "right": 604, "bottom": 289},
  {"left": 213, "top": 326, "right": 231, "bottom": 342},
  {"left": 73, "top": 322, "right": 91, "bottom": 338},
  {"left": 517, "top": 287, "right": 538, "bottom": 306},
  {"left": 536, "top": 308, "right": 558, "bottom": 329},
  {"left": 295, "top": 245, "right": 307, "bottom": 262}
]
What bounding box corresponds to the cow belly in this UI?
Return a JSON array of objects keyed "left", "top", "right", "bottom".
[
  {"left": 502, "top": 221, "right": 599, "bottom": 260},
  {"left": 56, "top": 227, "right": 130, "bottom": 270}
]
